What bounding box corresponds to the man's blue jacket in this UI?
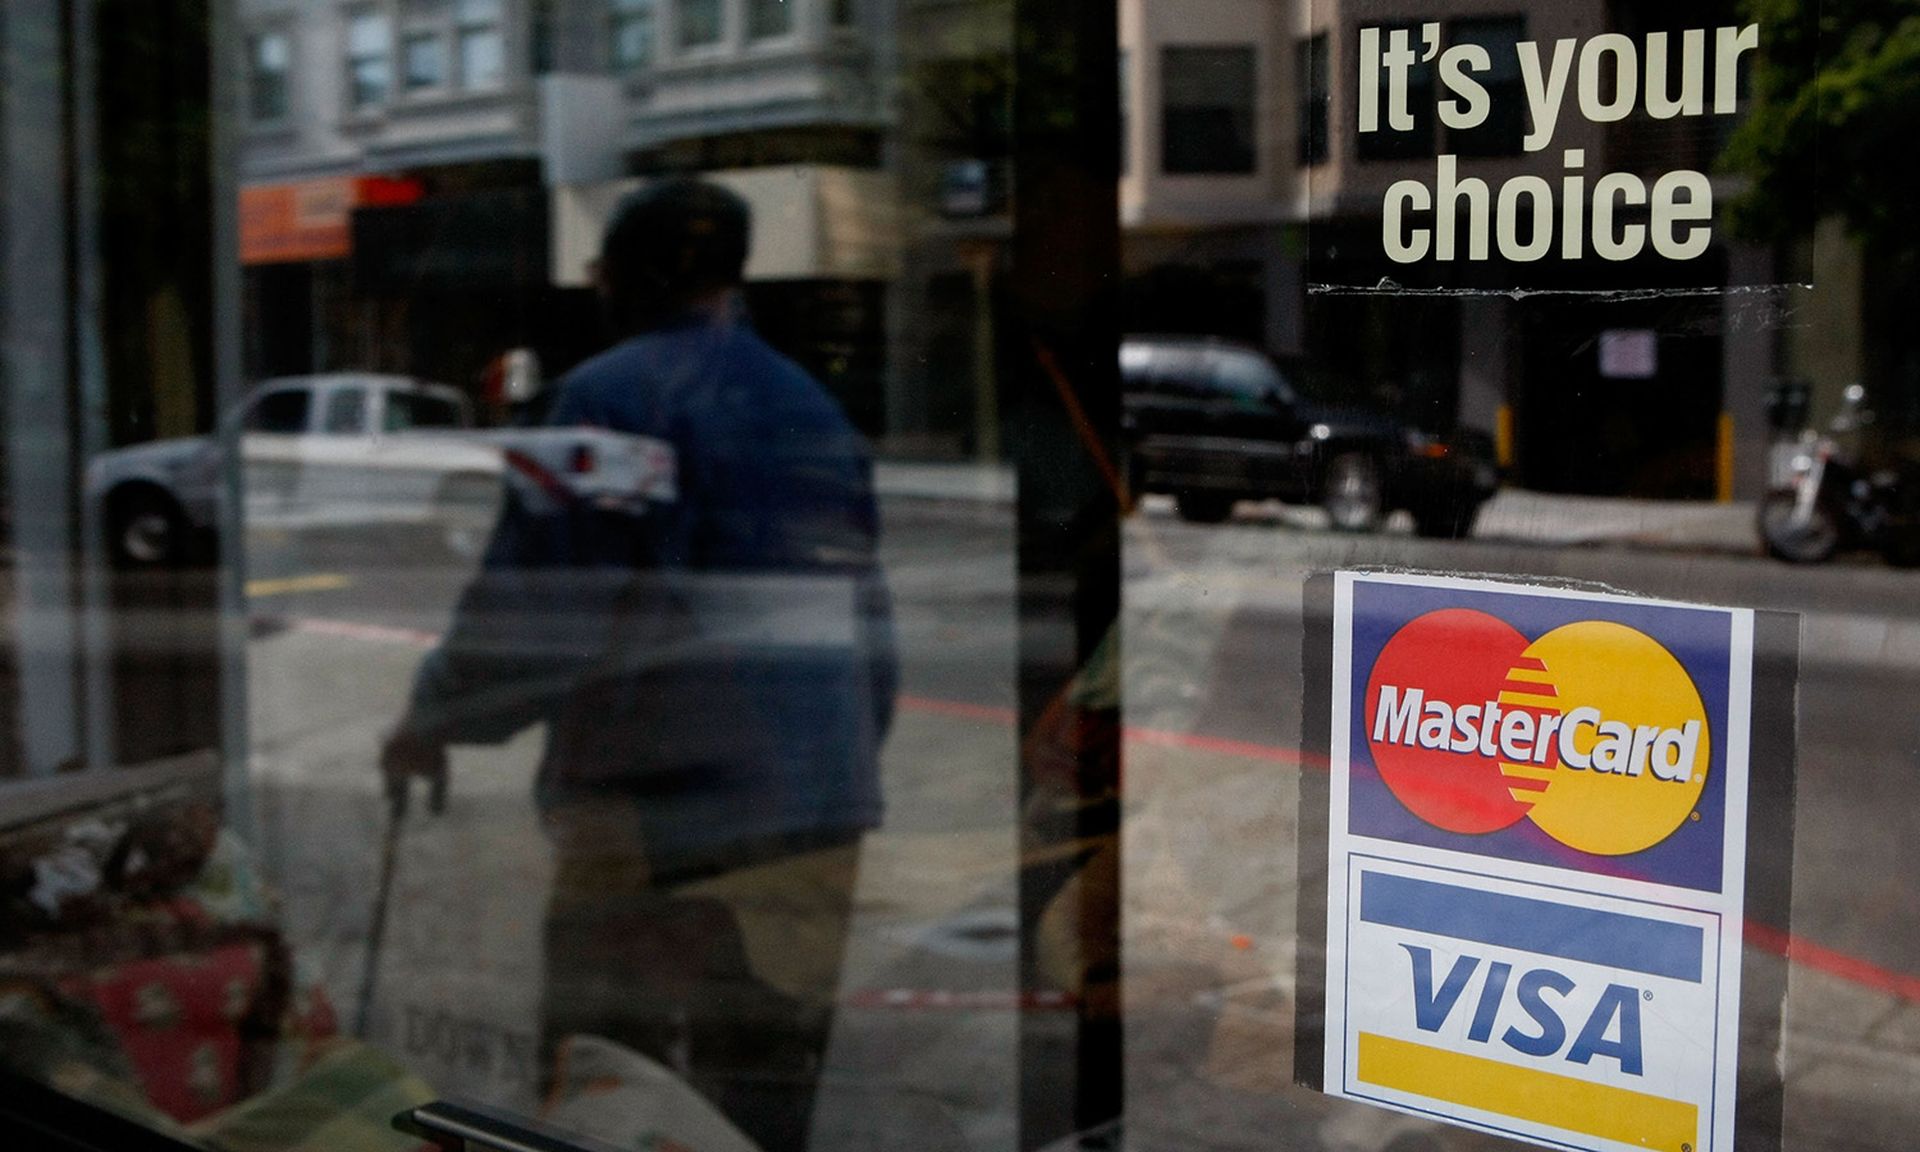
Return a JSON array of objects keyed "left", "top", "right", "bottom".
[{"left": 404, "top": 310, "right": 895, "bottom": 877}]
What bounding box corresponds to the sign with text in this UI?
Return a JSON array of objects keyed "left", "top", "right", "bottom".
[
  {"left": 1320, "top": 572, "right": 1753, "bottom": 1152},
  {"left": 1303, "top": 3, "right": 1816, "bottom": 292}
]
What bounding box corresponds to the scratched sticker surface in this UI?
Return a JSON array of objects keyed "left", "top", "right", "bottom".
[{"left": 1324, "top": 571, "right": 1752, "bottom": 1152}]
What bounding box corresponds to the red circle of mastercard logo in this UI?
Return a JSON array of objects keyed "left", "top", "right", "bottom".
[{"left": 1364, "top": 609, "right": 1710, "bottom": 856}]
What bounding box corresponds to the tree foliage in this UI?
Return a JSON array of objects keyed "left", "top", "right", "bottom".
[{"left": 1724, "top": 0, "right": 1920, "bottom": 249}]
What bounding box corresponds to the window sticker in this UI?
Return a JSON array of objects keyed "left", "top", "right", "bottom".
[{"left": 1306, "top": 571, "right": 1779, "bottom": 1152}]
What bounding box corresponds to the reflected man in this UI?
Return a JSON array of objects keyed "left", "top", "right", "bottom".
[{"left": 381, "top": 178, "right": 896, "bottom": 1151}]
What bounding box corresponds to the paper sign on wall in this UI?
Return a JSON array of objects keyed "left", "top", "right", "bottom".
[{"left": 1321, "top": 571, "right": 1752, "bottom": 1152}]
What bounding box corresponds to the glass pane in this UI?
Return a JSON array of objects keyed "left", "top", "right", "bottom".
[
  {"left": 249, "top": 32, "right": 291, "bottom": 121},
  {"left": 404, "top": 31, "right": 446, "bottom": 90},
  {"left": 679, "top": 0, "right": 722, "bottom": 48},
  {"left": 612, "top": 0, "right": 656, "bottom": 69},
  {"left": 7, "top": 3, "right": 1920, "bottom": 1152},
  {"left": 347, "top": 10, "right": 391, "bottom": 57},
  {"left": 248, "top": 388, "right": 311, "bottom": 432},
  {"left": 324, "top": 387, "right": 369, "bottom": 433},
  {"left": 383, "top": 390, "right": 465, "bottom": 430},
  {"left": 1161, "top": 45, "right": 1257, "bottom": 175},
  {"left": 747, "top": 0, "right": 792, "bottom": 41},
  {"left": 458, "top": 27, "right": 505, "bottom": 88}
]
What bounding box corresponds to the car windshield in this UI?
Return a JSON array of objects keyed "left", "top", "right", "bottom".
[
  {"left": 245, "top": 388, "right": 310, "bottom": 433},
  {"left": 1210, "top": 349, "right": 1294, "bottom": 406}
]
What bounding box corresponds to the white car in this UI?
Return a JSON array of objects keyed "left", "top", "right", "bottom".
[{"left": 89, "top": 374, "right": 677, "bottom": 566}]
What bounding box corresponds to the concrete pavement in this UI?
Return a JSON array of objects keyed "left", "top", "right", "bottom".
[{"left": 232, "top": 488, "right": 1920, "bottom": 1152}]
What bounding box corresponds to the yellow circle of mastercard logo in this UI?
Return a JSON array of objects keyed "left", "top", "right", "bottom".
[{"left": 1364, "top": 610, "right": 1711, "bottom": 857}]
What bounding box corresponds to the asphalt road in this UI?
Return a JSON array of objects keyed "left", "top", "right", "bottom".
[{"left": 236, "top": 493, "right": 1920, "bottom": 1152}]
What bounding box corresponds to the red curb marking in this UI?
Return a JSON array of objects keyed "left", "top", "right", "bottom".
[
  {"left": 897, "top": 694, "right": 1019, "bottom": 725},
  {"left": 1745, "top": 920, "right": 1920, "bottom": 1004},
  {"left": 842, "top": 989, "right": 1075, "bottom": 1011}
]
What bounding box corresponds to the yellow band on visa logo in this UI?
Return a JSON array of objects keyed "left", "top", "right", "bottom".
[{"left": 1357, "top": 1032, "right": 1698, "bottom": 1152}]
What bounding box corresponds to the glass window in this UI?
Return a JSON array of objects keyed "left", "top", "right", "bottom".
[
  {"left": 403, "top": 29, "right": 447, "bottom": 91},
  {"left": 678, "top": 0, "right": 723, "bottom": 48},
  {"left": 1210, "top": 348, "right": 1294, "bottom": 405},
  {"left": 322, "top": 387, "right": 369, "bottom": 433},
  {"left": 455, "top": 0, "right": 506, "bottom": 89},
  {"left": 1297, "top": 33, "right": 1328, "bottom": 165},
  {"left": 11, "top": 5, "right": 1920, "bottom": 1152},
  {"left": 247, "top": 30, "right": 291, "bottom": 123},
  {"left": 1161, "top": 45, "right": 1257, "bottom": 175},
  {"left": 383, "top": 390, "right": 466, "bottom": 430},
  {"left": 246, "top": 388, "right": 311, "bottom": 433},
  {"left": 345, "top": 9, "right": 392, "bottom": 109},
  {"left": 611, "top": 0, "right": 657, "bottom": 70},
  {"left": 746, "top": 0, "right": 792, "bottom": 41}
]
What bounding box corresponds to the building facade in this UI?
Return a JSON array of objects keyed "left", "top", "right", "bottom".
[{"left": 237, "top": 0, "right": 899, "bottom": 434}]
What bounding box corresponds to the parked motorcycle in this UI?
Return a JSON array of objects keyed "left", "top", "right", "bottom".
[{"left": 1759, "top": 383, "right": 1920, "bottom": 566}]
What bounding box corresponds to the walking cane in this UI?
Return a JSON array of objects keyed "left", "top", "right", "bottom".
[{"left": 355, "top": 761, "right": 447, "bottom": 1039}]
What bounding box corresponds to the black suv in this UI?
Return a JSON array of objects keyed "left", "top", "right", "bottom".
[{"left": 1120, "top": 335, "right": 1498, "bottom": 536}]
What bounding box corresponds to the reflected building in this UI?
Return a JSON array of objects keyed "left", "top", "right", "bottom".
[
  {"left": 239, "top": 0, "right": 898, "bottom": 438},
  {"left": 1116, "top": 0, "right": 1790, "bottom": 501}
]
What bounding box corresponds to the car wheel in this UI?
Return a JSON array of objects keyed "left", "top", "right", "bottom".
[
  {"left": 108, "top": 487, "right": 186, "bottom": 569},
  {"left": 1412, "top": 499, "right": 1481, "bottom": 540},
  {"left": 1758, "top": 489, "right": 1841, "bottom": 563},
  {"left": 1323, "top": 453, "right": 1385, "bottom": 533},
  {"left": 1174, "top": 493, "right": 1236, "bottom": 524}
]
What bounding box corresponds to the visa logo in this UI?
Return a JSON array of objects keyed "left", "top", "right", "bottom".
[{"left": 1402, "top": 945, "right": 1645, "bottom": 1076}]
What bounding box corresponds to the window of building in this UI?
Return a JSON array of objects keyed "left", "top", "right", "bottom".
[
  {"left": 1444, "top": 16, "right": 1525, "bottom": 157},
  {"left": 1161, "top": 45, "right": 1257, "bottom": 175},
  {"left": 247, "top": 30, "right": 291, "bottom": 123},
  {"left": 1355, "top": 21, "right": 1435, "bottom": 161},
  {"left": 612, "top": 0, "right": 657, "bottom": 69},
  {"left": 1297, "top": 33, "right": 1329, "bottom": 165},
  {"left": 747, "top": 0, "right": 793, "bottom": 41},
  {"left": 403, "top": 29, "right": 447, "bottom": 91},
  {"left": 455, "top": 0, "right": 506, "bottom": 89},
  {"left": 679, "top": 0, "right": 724, "bottom": 48},
  {"left": 345, "top": 9, "right": 392, "bottom": 109}
]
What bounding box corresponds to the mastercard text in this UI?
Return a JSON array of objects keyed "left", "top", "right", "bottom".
[{"left": 1370, "top": 684, "right": 1703, "bottom": 782}]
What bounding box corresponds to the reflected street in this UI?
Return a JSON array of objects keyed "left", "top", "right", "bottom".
[{"left": 236, "top": 478, "right": 1920, "bottom": 1151}]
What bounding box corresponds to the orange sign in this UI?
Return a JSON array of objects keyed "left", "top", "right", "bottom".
[{"left": 239, "top": 176, "right": 422, "bottom": 266}]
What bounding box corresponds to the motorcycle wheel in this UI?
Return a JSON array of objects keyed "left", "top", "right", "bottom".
[{"left": 1758, "top": 489, "right": 1843, "bottom": 563}]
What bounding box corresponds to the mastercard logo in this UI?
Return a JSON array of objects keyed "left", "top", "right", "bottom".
[{"left": 1363, "top": 608, "right": 1709, "bottom": 857}]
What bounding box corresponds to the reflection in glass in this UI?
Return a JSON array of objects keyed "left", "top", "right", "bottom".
[
  {"left": 680, "top": 0, "right": 724, "bottom": 48},
  {"left": 612, "top": 0, "right": 657, "bottom": 70},
  {"left": 346, "top": 9, "right": 393, "bottom": 108}
]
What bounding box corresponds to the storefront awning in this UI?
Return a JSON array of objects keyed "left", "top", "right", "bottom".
[
  {"left": 239, "top": 175, "right": 423, "bottom": 266},
  {"left": 550, "top": 166, "right": 900, "bottom": 288}
]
